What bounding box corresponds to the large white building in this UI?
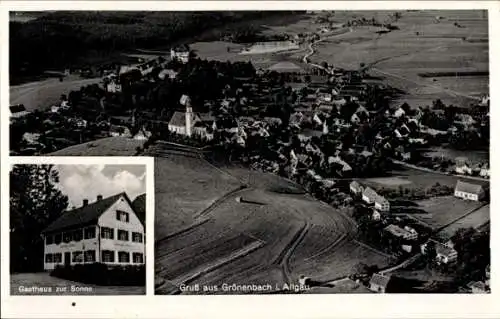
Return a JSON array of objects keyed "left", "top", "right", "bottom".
[
  {"left": 170, "top": 45, "right": 190, "bottom": 64},
  {"left": 41, "top": 192, "right": 145, "bottom": 270},
  {"left": 454, "top": 180, "right": 485, "bottom": 201}
]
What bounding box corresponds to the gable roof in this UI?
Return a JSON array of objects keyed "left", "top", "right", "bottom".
[
  {"left": 455, "top": 180, "right": 483, "bottom": 195},
  {"left": 169, "top": 112, "right": 186, "bottom": 127},
  {"left": 435, "top": 241, "right": 457, "bottom": 257},
  {"left": 370, "top": 274, "right": 391, "bottom": 288},
  {"left": 42, "top": 192, "right": 133, "bottom": 234},
  {"left": 363, "top": 187, "right": 378, "bottom": 199}
]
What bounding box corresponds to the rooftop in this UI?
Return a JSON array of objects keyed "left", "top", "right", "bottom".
[
  {"left": 370, "top": 273, "right": 391, "bottom": 288},
  {"left": 455, "top": 180, "right": 484, "bottom": 195},
  {"left": 43, "top": 192, "right": 133, "bottom": 234}
]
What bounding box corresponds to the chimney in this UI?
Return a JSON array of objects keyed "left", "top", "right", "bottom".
[
  {"left": 83, "top": 199, "right": 89, "bottom": 206},
  {"left": 97, "top": 194, "right": 103, "bottom": 201}
]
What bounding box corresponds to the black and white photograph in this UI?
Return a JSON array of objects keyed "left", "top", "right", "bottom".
[
  {"left": 9, "top": 162, "right": 147, "bottom": 295},
  {"left": 6, "top": 8, "right": 491, "bottom": 296}
]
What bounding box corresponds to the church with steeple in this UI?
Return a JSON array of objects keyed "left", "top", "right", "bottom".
[{"left": 167, "top": 95, "right": 216, "bottom": 140}]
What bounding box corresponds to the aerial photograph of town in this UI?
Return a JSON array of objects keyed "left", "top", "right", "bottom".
[{"left": 9, "top": 10, "right": 490, "bottom": 294}]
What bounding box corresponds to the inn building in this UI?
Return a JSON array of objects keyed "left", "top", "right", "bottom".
[{"left": 41, "top": 192, "right": 145, "bottom": 270}]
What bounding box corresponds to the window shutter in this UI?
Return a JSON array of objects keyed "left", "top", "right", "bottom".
[{"left": 116, "top": 211, "right": 120, "bottom": 220}]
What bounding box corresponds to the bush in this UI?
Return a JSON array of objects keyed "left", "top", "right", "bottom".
[{"left": 50, "top": 263, "right": 145, "bottom": 286}]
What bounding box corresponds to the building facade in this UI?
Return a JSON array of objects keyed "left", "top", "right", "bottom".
[{"left": 42, "top": 193, "right": 145, "bottom": 270}]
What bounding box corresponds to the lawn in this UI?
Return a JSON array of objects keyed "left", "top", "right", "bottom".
[{"left": 11, "top": 272, "right": 145, "bottom": 295}]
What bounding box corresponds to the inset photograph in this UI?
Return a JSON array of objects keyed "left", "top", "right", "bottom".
[{"left": 9, "top": 161, "right": 150, "bottom": 295}]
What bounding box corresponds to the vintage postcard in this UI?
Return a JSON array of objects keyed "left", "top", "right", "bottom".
[{"left": 1, "top": 1, "right": 498, "bottom": 318}]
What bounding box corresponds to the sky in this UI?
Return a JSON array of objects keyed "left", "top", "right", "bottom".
[{"left": 55, "top": 164, "right": 146, "bottom": 208}]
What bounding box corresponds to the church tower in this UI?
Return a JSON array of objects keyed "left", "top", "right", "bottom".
[{"left": 185, "top": 99, "right": 193, "bottom": 137}]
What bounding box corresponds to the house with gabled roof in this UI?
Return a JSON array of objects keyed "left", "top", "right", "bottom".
[
  {"left": 369, "top": 273, "right": 391, "bottom": 293},
  {"left": 41, "top": 192, "right": 145, "bottom": 270},
  {"left": 362, "top": 187, "right": 379, "bottom": 204},
  {"left": 454, "top": 180, "right": 485, "bottom": 201},
  {"left": 350, "top": 181, "right": 364, "bottom": 195}
]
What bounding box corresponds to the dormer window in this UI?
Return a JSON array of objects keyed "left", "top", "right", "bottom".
[{"left": 116, "top": 210, "right": 129, "bottom": 222}]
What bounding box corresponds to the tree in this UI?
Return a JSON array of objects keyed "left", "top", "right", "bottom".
[
  {"left": 353, "top": 262, "right": 370, "bottom": 275},
  {"left": 424, "top": 240, "right": 437, "bottom": 264},
  {"left": 10, "top": 165, "right": 69, "bottom": 272}
]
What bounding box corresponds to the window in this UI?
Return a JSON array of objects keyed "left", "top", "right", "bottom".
[
  {"left": 101, "top": 227, "right": 114, "bottom": 239},
  {"left": 132, "top": 232, "right": 143, "bottom": 243},
  {"left": 54, "top": 233, "right": 62, "bottom": 244},
  {"left": 118, "top": 230, "right": 129, "bottom": 241},
  {"left": 45, "top": 254, "right": 53, "bottom": 263},
  {"left": 73, "top": 229, "right": 83, "bottom": 242},
  {"left": 102, "top": 250, "right": 115, "bottom": 263},
  {"left": 116, "top": 210, "right": 130, "bottom": 223},
  {"left": 63, "top": 232, "right": 72, "bottom": 243},
  {"left": 118, "top": 251, "right": 130, "bottom": 263},
  {"left": 46, "top": 235, "right": 54, "bottom": 245},
  {"left": 84, "top": 250, "right": 96, "bottom": 263},
  {"left": 84, "top": 227, "right": 96, "bottom": 239},
  {"left": 54, "top": 253, "right": 62, "bottom": 263},
  {"left": 133, "top": 253, "right": 144, "bottom": 264},
  {"left": 72, "top": 251, "right": 83, "bottom": 263}
]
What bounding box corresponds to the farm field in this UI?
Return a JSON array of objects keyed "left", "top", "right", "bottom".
[
  {"left": 191, "top": 40, "right": 310, "bottom": 71},
  {"left": 48, "top": 136, "right": 146, "bottom": 156},
  {"left": 10, "top": 75, "right": 102, "bottom": 111},
  {"left": 307, "top": 10, "right": 488, "bottom": 108},
  {"left": 410, "top": 196, "right": 485, "bottom": 230},
  {"left": 11, "top": 273, "right": 145, "bottom": 295},
  {"left": 424, "top": 146, "right": 489, "bottom": 163},
  {"left": 290, "top": 239, "right": 395, "bottom": 283},
  {"left": 362, "top": 167, "right": 489, "bottom": 191},
  {"left": 305, "top": 279, "right": 373, "bottom": 294},
  {"left": 153, "top": 151, "right": 395, "bottom": 294},
  {"left": 151, "top": 154, "right": 242, "bottom": 240},
  {"left": 437, "top": 204, "right": 490, "bottom": 239}
]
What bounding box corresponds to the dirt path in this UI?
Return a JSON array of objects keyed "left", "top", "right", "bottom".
[{"left": 278, "top": 222, "right": 311, "bottom": 283}]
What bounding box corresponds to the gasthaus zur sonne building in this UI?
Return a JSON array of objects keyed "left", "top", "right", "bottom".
[{"left": 41, "top": 192, "right": 145, "bottom": 270}]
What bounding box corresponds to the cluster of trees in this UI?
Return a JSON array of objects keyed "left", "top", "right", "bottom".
[
  {"left": 423, "top": 227, "right": 490, "bottom": 287},
  {"left": 10, "top": 165, "right": 69, "bottom": 272},
  {"left": 10, "top": 11, "right": 298, "bottom": 83},
  {"left": 377, "top": 182, "right": 454, "bottom": 201},
  {"left": 220, "top": 25, "right": 289, "bottom": 43},
  {"left": 352, "top": 205, "right": 422, "bottom": 257}
]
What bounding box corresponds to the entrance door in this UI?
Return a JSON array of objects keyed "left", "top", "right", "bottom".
[{"left": 64, "top": 252, "right": 71, "bottom": 266}]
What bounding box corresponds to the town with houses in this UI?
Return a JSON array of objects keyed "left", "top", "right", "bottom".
[{"left": 9, "top": 10, "right": 490, "bottom": 294}]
